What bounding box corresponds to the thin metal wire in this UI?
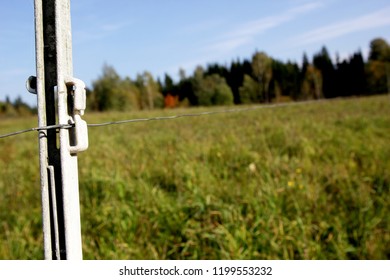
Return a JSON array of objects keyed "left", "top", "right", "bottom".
[
  {"left": 87, "top": 102, "right": 299, "bottom": 127},
  {"left": 0, "top": 100, "right": 318, "bottom": 139},
  {"left": 87, "top": 109, "right": 254, "bottom": 127},
  {"left": 0, "top": 124, "right": 73, "bottom": 139}
]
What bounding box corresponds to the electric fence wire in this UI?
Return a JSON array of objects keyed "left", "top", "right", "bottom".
[
  {"left": 87, "top": 102, "right": 295, "bottom": 127},
  {"left": 0, "top": 100, "right": 319, "bottom": 139},
  {"left": 0, "top": 124, "right": 73, "bottom": 139}
]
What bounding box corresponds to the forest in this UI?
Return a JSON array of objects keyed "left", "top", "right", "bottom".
[{"left": 1, "top": 37, "right": 389, "bottom": 115}]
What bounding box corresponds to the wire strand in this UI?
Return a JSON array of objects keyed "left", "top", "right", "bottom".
[
  {"left": 0, "top": 124, "right": 73, "bottom": 139},
  {"left": 0, "top": 100, "right": 319, "bottom": 139},
  {"left": 87, "top": 109, "right": 253, "bottom": 127},
  {"left": 87, "top": 102, "right": 298, "bottom": 127}
]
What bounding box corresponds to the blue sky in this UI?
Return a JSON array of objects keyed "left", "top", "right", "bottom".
[{"left": 1, "top": 0, "right": 390, "bottom": 106}]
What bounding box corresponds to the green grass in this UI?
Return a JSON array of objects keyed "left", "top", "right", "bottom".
[{"left": 0, "top": 95, "right": 389, "bottom": 259}]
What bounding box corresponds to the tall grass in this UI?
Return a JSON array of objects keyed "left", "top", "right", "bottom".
[{"left": 0, "top": 96, "right": 389, "bottom": 259}]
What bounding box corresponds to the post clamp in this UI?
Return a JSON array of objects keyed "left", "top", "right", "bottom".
[{"left": 65, "top": 77, "right": 88, "bottom": 154}]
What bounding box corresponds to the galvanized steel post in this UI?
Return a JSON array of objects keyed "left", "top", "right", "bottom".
[{"left": 30, "top": 0, "right": 88, "bottom": 260}]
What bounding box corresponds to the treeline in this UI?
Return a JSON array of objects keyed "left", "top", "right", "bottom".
[
  {"left": 88, "top": 37, "right": 390, "bottom": 111},
  {"left": 1, "top": 38, "right": 389, "bottom": 115},
  {"left": 0, "top": 96, "right": 36, "bottom": 117}
]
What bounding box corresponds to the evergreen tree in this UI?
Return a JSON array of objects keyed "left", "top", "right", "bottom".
[
  {"left": 302, "top": 53, "right": 309, "bottom": 75},
  {"left": 335, "top": 51, "right": 367, "bottom": 96},
  {"left": 177, "top": 68, "right": 195, "bottom": 105},
  {"left": 226, "top": 59, "right": 253, "bottom": 104},
  {"left": 272, "top": 60, "right": 300, "bottom": 100},
  {"left": 162, "top": 73, "right": 176, "bottom": 96},
  {"left": 349, "top": 51, "right": 367, "bottom": 95},
  {"left": 313, "top": 46, "right": 336, "bottom": 98}
]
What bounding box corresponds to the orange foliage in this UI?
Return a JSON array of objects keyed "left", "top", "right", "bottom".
[{"left": 164, "top": 94, "right": 179, "bottom": 108}]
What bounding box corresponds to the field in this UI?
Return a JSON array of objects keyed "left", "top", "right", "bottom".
[{"left": 0, "top": 95, "right": 389, "bottom": 259}]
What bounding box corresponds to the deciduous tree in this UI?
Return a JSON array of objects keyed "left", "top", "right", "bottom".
[
  {"left": 91, "top": 64, "right": 139, "bottom": 111},
  {"left": 367, "top": 38, "right": 390, "bottom": 93},
  {"left": 191, "top": 66, "right": 233, "bottom": 106},
  {"left": 135, "top": 71, "right": 164, "bottom": 110},
  {"left": 252, "top": 51, "right": 273, "bottom": 102},
  {"left": 301, "top": 65, "right": 322, "bottom": 100},
  {"left": 239, "top": 74, "right": 261, "bottom": 104}
]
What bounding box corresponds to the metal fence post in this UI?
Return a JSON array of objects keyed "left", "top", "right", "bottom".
[{"left": 29, "top": 0, "right": 88, "bottom": 260}]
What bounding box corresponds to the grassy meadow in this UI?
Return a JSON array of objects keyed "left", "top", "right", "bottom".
[{"left": 0, "top": 95, "right": 389, "bottom": 259}]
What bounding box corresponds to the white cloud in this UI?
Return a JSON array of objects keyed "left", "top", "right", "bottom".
[
  {"left": 292, "top": 6, "right": 390, "bottom": 46},
  {"left": 204, "top": 1, "right": 324, "bottom": 55},
  {"left": 228, "top": 1, "right": 324, "bottom": 38},
  {"left": 172, "top": 2, "right": 325, "bottom": 77},
  {"left": 205, "top": 37, "right": 253, "bottom": 53}
]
